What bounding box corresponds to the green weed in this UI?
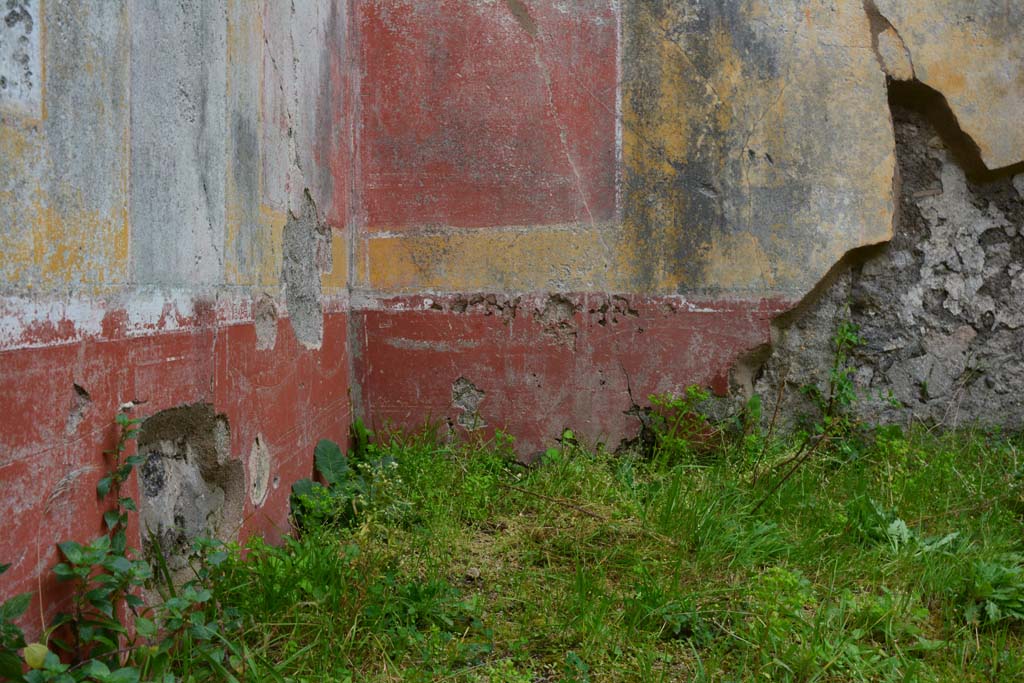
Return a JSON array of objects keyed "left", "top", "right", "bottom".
[{"left": 6, "top": 403, "right": 1024, "bottom": 681}]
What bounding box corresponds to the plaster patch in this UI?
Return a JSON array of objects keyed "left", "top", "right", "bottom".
[
  {"left": 253, "top": 294, "right": 278, "bottom": 351},
  {"left": 248, "top": 433, "right": 270, "bottom": 507}
]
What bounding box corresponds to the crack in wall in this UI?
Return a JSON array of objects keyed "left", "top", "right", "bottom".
[{"left": 508, "top": 0, "right": 614, "bottom": 278}]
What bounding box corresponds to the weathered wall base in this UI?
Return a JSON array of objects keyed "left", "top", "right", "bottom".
[{"left": 354, "top": 294, "right": 790, "bottom": 457}]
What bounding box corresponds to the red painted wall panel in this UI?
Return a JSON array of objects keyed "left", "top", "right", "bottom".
[{"left": 358, "top": 0, "right": 618, "bottom": 229}]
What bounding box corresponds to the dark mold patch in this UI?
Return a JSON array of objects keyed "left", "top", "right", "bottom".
[
  {"left": 622, "top": 0, "right": 787, "bottom": 291},
  {"left": 230, "top": 109, "right": 261, "bottom": 274},
  {"left": 0, "top": 0, "right": 36, "bottom": 102},
  {"left": 314, "top": 0, "right": 344, "bottom": 220},
  {"left": 504, "top": 0, "right": 537, "bottom": 37}
]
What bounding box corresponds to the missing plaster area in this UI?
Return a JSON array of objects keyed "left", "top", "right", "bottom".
[
  {"left": 748, "top": 87, "right": 1024, "bottom": 429},
  {"left": 452, "top": 377, "right": 486, "bottom": 430},
  {"left": 282, "top": 190, "right": 330, "bottom": 350},
  {"left": 136, "top": 404, "right": 243, "bottom": 576},
  {"left": 589, "top": 295, "right": 639, "bottom": 327},
  {"left": 253, "top": 293, "right": 278, "bottom": 351},
  {"left": 537, "top": 294, "right": 578, "bottom": 345},
  {"left": 64, "top": 384, "right": 91, "bottom": 437},
  {"left": 448, "top": 294, "right": 520, "bottom": 322}
]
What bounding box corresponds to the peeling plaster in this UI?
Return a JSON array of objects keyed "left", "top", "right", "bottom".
[
  {"left": 248, "top": 433, "right": 271, "bottom": 508},
  {"left": 64, "top": 384, "right": 91, "bottom": 437},
  {"left": 873, "top": 0, "right": 1024, "bottom": 170}
]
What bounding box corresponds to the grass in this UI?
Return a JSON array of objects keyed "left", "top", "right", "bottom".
[{"left": 200, "top": 423, "right": 1024, "bottom": 682}]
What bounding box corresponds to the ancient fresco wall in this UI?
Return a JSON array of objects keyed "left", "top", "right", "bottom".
[
  {"left": 0, "top": 0, "right": 354, "bottom": 628},
  {"left": 1, "top": 0, "right": 1022, "bottom": 626}
]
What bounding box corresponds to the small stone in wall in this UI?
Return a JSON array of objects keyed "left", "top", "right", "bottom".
[{"left": 875, "top": 26, "right": 914, "bottom": 81}]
